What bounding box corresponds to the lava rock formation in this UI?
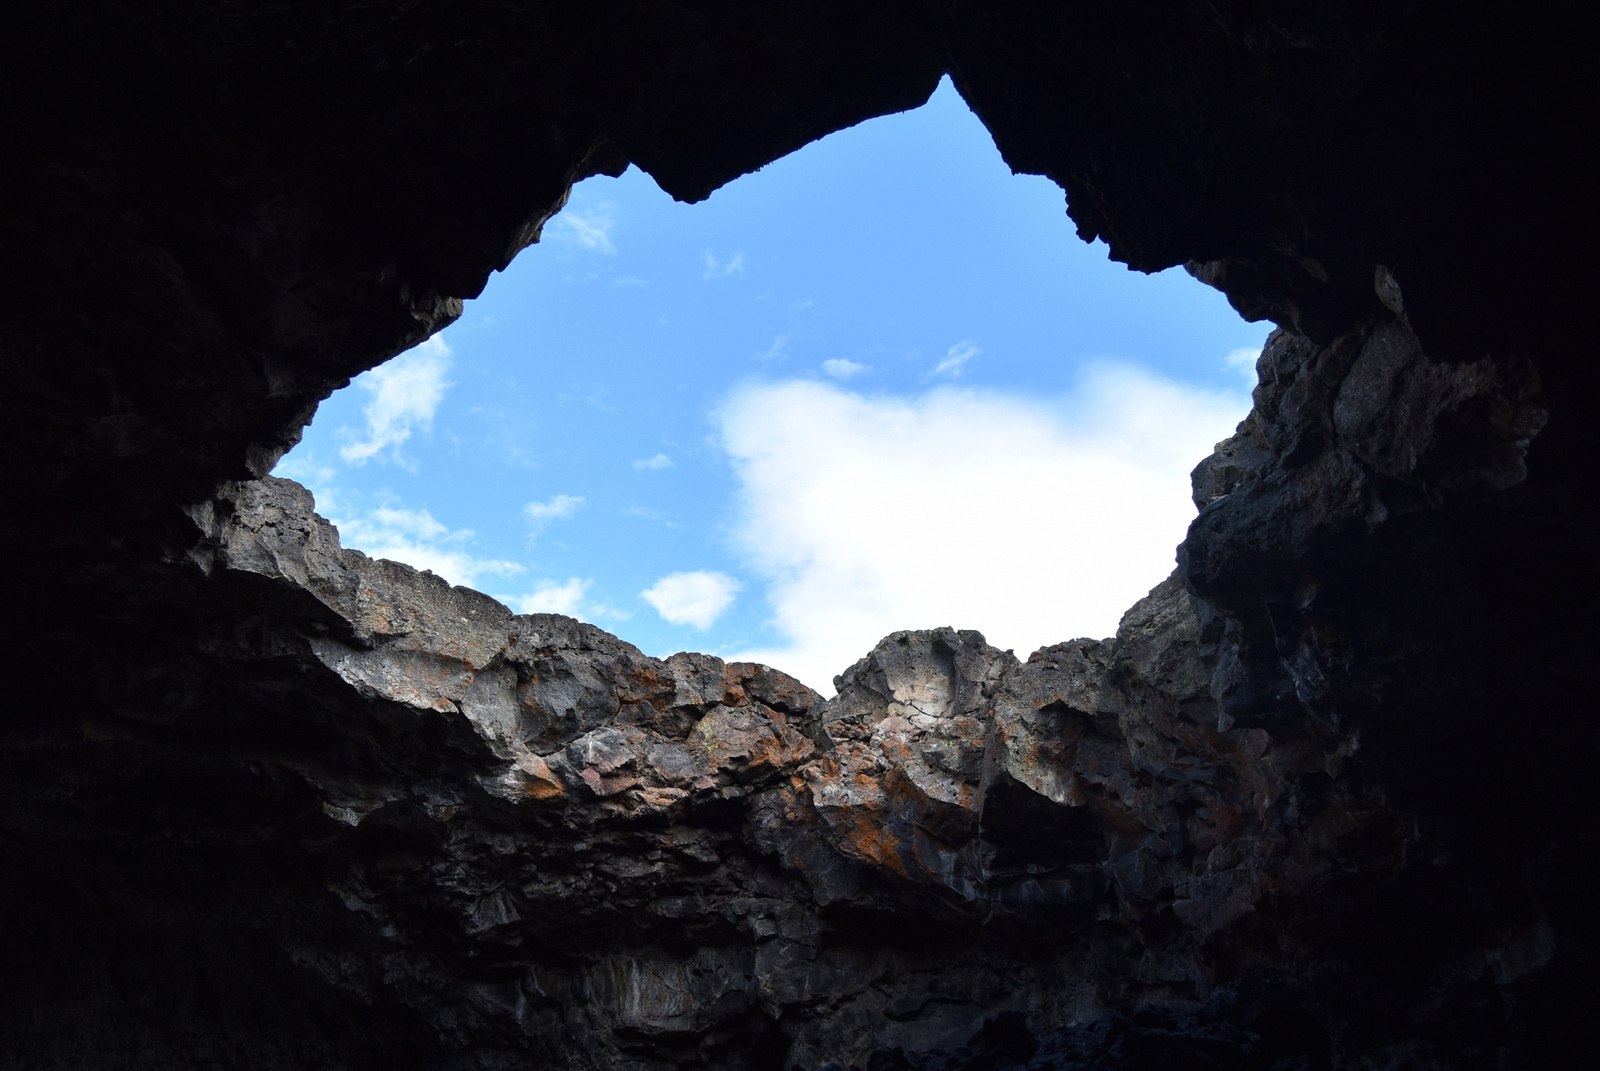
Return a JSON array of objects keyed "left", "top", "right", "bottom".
[{"left": 3, "top": 3, "right": 1596, "bottom": 1069}]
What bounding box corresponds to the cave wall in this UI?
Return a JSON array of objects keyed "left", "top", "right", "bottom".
[{"left": 3, "top": 3, "right": 1598, "bottom": 1069}]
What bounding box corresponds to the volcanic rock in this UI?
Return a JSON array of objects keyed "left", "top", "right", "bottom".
[{"left": 4, "top": 3, "right": 1598, "bottom": 1068}]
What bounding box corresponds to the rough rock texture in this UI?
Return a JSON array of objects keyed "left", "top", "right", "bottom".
[
  {"left": 3, "top": 479, "right": 1359, "bottom": 1068},
  {"left": 4, "top": 3, "right": 1599, "bottom": 1069}
]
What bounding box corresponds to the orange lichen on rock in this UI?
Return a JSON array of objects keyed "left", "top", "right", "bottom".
[{"left": 512, "top": 753, "right": 566, "bottom": 800}]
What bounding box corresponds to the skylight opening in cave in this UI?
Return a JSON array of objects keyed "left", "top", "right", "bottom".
[{"left": 273, "top": 76, "right": 1269, "bottom": 693}]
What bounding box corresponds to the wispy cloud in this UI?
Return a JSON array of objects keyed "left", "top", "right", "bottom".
[
  {"left": 623, "top": 506, "right": 685, "bottom": 530},
  {"left": 271, "top": 451, "right": 525, "bottom": 593},
  {"left": 703, "top": 251, "right": 746, "bottom": 280},
  {"left": 928, "top": 339, "right": 981, "bottom": 380},
  {"left": 755, "top": 335, "right": 789, "bottom": 362},
  {"left": 641, "top": 571, "right": 742, "bottom": 629},
  {"left": 364, "top": 505, "right": 452, "bottom": 542},
  {"left": 611, "top": 275, "right": 648, "bottom": 289},
  {"left": 549, "top": 203, "right": 617, "bottom": 254},
  {"left": 1224, "top": 346, "right": 1261, "bottom": 382},
  {"left": 524, "top": 493, "right": 584, "bottom": 534},
  {"left": 339, "top": 336, "right": 453, "bottom": 468},
  {"left": 509, "top": 578, "right": 589, "bottom": 616},
  {"left": 715, "top": 365, "right": 1251, "bottom": 693},
  {"left": 821, "top": 358, "right": 869, "bottom": 380},
  {"left": 271, "top": 453, "right": 337, "bottom": 493},
  {"left": 500, "top": 577, "right": 632, "bottom": 622},
  {"left": 583, "top": 386, "right": 618, "bottom": 413},
  {"left": 633, "top": 454, "right": 674, "bottom": 470},
  {"left": 330, "top": 499, "right": 523, "bottom": 590}
]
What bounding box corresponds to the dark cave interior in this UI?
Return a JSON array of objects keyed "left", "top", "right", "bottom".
[{"left": 2, "top": 4, "right": 1597, "bottom": 1068}]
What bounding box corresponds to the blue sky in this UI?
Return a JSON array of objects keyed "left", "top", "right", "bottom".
[{"left": 275, "top": 77, "right": 1268, "bottom": 693}]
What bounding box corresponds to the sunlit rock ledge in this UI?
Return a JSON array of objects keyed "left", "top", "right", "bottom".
[
  {"left": 138, "top": 292, "right": 1561, "bottom": 1067},
  {"left": 163, "top": 474, "right": 1352, "bottom": 1064}
]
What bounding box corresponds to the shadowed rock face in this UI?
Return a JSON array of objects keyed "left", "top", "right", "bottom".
[
  {"left": 3, "top": 3, "right": 1598, "bottom": 1069},
  {"left": 4, "top": 478, "right": 1356, "bottom": 1068}
]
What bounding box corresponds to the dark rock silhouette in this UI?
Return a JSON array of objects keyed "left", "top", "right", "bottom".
[{"left": 3, "top": 3, "right": 1596, "bottom": 1068}]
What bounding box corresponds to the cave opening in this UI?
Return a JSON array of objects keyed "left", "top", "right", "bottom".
[
  {"left": 274, "top": 77, "right": 1269, "bottom": 691},
  {"left": 9, "top": 5, "right": 1600, "bottom": 1067}
]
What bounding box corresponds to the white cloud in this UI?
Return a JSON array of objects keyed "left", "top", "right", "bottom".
[
  {"left": 509, "top": 578, "right": 589, "bottom": 616},
  {"left": 715, "top": 365, "right": 1250, "bottom": 693},
  {"left": 271, "top": 453, "right": 337, "bottom": 491},
  {"left": 821, "top": 358, "right": 869, "bottom": 380},
  {"left": 499, "top": 577, "right": 632, "bottom": 622},
  {"left": 365, "top": 505, "right": 451, "bottom": 542},
  {"left": 928, "top": 340, "right": 981, "bottom": 380},
  {"left": 633, "top": 454, "right": 674, "bottom": 470},
  {"left": 703, "top": 251, "right": 746, "bottom": 280},
  {"left": 641, "top": 571, "right": 742, "bottom": 629},
  {"left": 331, "top": 501, "right": 523, "bottom": 590},
  {"left": 549, "top": 203, "right": 617, "bottom": 254},
  {"left": 269, "top": 453, "right": 524, "bottom": 596},
  {"left": 339, "top": 336, "right": 453, "bottom": 468},
  {"left": 1224, "top": 346, "right": 1261, "bottom": 382},
  {"left": 524, "top": 493, "right": 584, "bottom": 533}
]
